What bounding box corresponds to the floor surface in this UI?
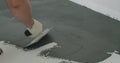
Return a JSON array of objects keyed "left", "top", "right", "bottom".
[{"left": 0, "top": 0, "right": 120, "bottom": 63}]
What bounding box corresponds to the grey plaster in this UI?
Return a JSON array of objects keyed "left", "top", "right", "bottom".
[{"left": 0, "top": 0, "right": 120, "bottom": 63}]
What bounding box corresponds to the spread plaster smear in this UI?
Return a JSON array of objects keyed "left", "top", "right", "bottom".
[
  {"left": 70, "top": 0, "right": 120, "bottom": 63},
  {"left": 0, "top": 41, "right": 79, "bottom": 63}
]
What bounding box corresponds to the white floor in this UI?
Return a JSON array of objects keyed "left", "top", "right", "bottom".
[
  {"left": 99, "top": 51, "right": 120, "bottom": 63},
  {"left": 0, "top": 41, "right": 78, "bottom": 63},
  {"left": 70, "top": 0, "right": 120, "bottom": 21},
  {"left": 0, "top": 41, "right": 120, "bottom": 63}
]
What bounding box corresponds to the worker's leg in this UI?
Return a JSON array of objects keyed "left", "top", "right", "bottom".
[{"left": 6, "top": 0, "right": 42, "bottom": 37}]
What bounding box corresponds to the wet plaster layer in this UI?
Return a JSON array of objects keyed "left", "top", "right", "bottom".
[{"left": 0, "top": 0, "right": 120, "bottom": 63}]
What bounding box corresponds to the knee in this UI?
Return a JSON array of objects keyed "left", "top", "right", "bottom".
[
  {"left": 12, "top": 4, "right": 21, "bottom": 8},
  {"left": 11, "top": 2, "right": 22, "bottom": 8},
  {"left": 6, "top": 0, "right": 24, "bottom": 8}
]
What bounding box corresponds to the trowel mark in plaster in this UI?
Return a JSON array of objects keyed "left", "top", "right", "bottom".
[
  {"left": 40, "top": 43, "right": 61, "bottom": 57},
  {"left": 0, "top": 41, "right": 79, "bottom": 63}
]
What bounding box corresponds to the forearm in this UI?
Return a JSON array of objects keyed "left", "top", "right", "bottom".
[{"left": 6, "top": 0, "right": 34, "bottom": 27}]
